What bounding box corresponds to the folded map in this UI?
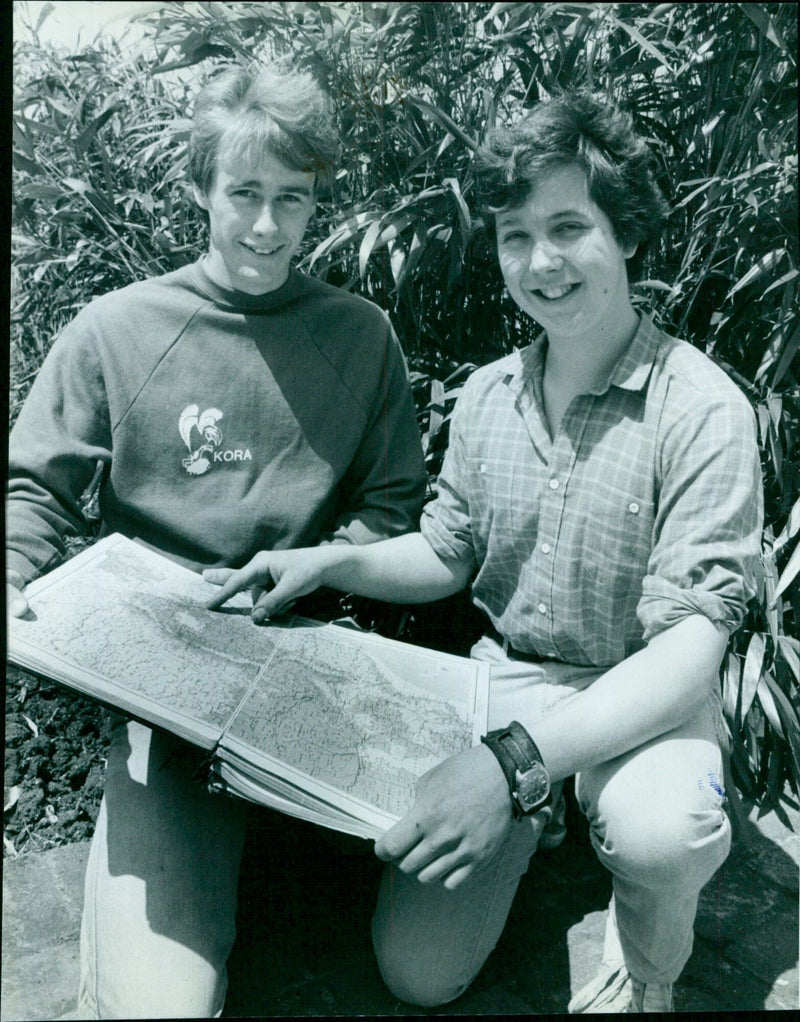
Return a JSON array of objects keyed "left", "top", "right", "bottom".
[{"left": 7, "top": 534, "right": 489, "bottom": 839}]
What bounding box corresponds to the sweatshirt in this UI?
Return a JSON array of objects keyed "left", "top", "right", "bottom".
[{"left": 7, "top": 260, "right": 426, "bottom": 583}]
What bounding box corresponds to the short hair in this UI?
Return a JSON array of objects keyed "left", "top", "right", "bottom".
[
  {"left": 188, "top": 63, "right": 341, "bottom": 195},
  {"left": 474, "top": 91, "right": 669, "bottom": 280}
]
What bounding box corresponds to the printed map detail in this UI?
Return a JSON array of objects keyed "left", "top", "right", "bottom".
[
  {"left": 226, "top": 627, "right": 476, "bottom": 819},
  {"left": 11, "top": 541, "right": 277, "bottom": 733},
  {"left": 9, "top": 535, "right": 487, "bottom": 831}
]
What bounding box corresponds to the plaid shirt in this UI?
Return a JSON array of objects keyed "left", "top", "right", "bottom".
[{"left": 421, "top": 315, "right": 763, "bottom": 668}]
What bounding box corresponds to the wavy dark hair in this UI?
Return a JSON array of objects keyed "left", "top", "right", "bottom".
[
  {"left": 475, "top": 91, "right": 669, "bottom": 280},
  {"left": 188, "top": 62, "right": 341, "bottom": 196}
]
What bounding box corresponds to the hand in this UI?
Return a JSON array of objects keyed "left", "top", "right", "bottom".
[
  {"left": 6, "top": 571, "right": 30, "bottom": 618},
  {"left": 203, "top": 547, "right": 334, "bottom": 623},
  {"left": 374, "top": 743, "right": 513, "bottom": 890}
]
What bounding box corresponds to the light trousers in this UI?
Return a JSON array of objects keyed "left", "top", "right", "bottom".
[{"left": 78, "top": 636, "right": 730, "bottom": 1016}]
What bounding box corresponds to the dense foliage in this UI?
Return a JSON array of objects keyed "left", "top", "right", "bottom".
[{"left": 11, "top": 2, "right": 799, "bottom": 823}]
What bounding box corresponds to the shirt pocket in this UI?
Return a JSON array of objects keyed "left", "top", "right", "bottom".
[
  {"left": 571, "top": 478, "right": 655, "bottom": 597},
  {"left": 465, "top": 454, "right": 522, "bottom": 542}
]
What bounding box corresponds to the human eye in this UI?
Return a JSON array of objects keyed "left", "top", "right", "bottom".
[
  {"left": 553, "top": 221, "right": 586, "bottom": 237},
  {"left": 499, "top": 229, "right": 527, "bottom": 245},
  {"left": 231, "top": 187, "right": 258, "bottom": 201},
  {"left": 279, "top": 192, "right": 307, "bottom": 206}
]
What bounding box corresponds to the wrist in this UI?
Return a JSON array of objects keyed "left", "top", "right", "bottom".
[
  {"left": 317, "top": 543, "right": 356, "bottom": 591},
  {"left": 480, "top": 721, "right": 552, "bottom": 819}
]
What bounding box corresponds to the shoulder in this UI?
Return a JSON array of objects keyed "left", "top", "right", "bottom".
[
  {"left": 454, "top": 351, "right": 522, "bottom": 407},
  {"left": 655, "top": 332, "right": 751, "bottom": 411},
  {"left": 82, "top": 264, "right": 204, "bottom": 317},
  {"left": 648, "top": 331, "right": 757, "bottom": 457},
  {"left": 290, "top": 272, "right": 392, "bottom": 332}
]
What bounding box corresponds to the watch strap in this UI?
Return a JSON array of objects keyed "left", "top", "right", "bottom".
[
  {"left": 480, "top": 729, "right": 518, "bottom": 792},
  {"left": 481, "top": 721, "right": 549, "bottom": 819}
]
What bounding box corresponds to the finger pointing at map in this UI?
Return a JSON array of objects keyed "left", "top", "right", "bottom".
[{"left": 203, "top": 548, "right": 335, "bottom": 621}]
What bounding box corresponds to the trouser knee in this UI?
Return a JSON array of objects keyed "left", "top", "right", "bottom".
[
  {"left": 372, "top": 928, "right": 474, "bottom": 1008},
  {"left": 591, "top": 802, "right": 731, "bottom": 889}
]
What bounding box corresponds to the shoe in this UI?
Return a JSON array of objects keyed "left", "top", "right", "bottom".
[
  {"left": 568, "top": 965, "right": 673, "bottom": 1013},
  {"left": 629, "top": 977, "right": 673, "bottom": 1012},
  {"left": 568, "top": 900, "right": 674, "bottom": 1013},
  {"left": 568, "top": 962, "right": 632, "bottom": 1012}
]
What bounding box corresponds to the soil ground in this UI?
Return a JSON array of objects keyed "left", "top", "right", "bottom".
[{"left": 4, "top": 666, "right": 111, "bottom": 856}]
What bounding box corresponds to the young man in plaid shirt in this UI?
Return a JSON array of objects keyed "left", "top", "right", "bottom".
[{"left": 206, "top": 92, "right": 763, "bottom": 1014}]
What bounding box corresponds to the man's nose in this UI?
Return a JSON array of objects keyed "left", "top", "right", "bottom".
[
  {"left": 252, "top": 203, "right": 279, "bottom": 235},
  {"left": 527, "top": 240, "right": 564, "bottom": 275}
]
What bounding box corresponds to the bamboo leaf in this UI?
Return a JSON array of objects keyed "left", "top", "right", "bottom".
[
  {"left": 727, "top": 248, "right": 787, "bottom": 298},
  {"left": 387, "top": 240, "right": 405, "bottom": 287},
  {"left": 601, "top": 11, "right": 676, "bottom": 72},
  {"left": 35, "top": 1, "right": 56, "bottom": 34},
  {"left": 722, "top": 651, "right": 741, "bottom": 723},
  {"left": 775, "top": 540, "right": 800, "bottom": 600},
  {"left": 777, "top": 637, "right": 800, "bottom": 683},
  {"left": 358, "top": 219, "right": 383, "bottom": 279},
  {"left": 740, "top": 633, "right": 766, "bottom": 720},
  {"left": 405, "top": 95, "right": 479, "bottom": 153},
  {"left": 443, "top": 177, "right": 471, "bottom": 245},
  {"left": 773, "top": 497, "right": 800, "bottom": 554},
  {"left": 741, "top": 3, "right": 789, "bottom": 52},
  {"left": 763, "top": 675, "right": 800, "bottom": 779},
  {"left": 756, "top": 677, "right": 785, "bottom": 738},
  {"left": 770, "top": 321, "right": 800, "bottom": 389}
]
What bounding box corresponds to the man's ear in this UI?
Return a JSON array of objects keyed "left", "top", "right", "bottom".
[
  {"left": 192, "top": 183, "right": 209, "bottom": 211},
  {"left": 623, "top": 239, "right": 639, "bottom": 260}
]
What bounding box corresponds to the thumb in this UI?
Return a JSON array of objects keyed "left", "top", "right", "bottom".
[
  {"left": 9, "top": 592, "right": 30, "bottom": 618},
  {"left": 251, "top": 574, "right": 309, "bottom": 623},
  {"left": 6, "top": 582, "right": 30, "bottom": 619}
]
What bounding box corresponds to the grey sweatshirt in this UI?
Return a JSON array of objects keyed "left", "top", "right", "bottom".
[{"left": 7, "top": 261, "right": 426, "bottom": 582}]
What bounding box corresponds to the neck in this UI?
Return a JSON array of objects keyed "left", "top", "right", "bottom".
[{"left": 546, "top": 307, "right": 640, "bottom": 389}]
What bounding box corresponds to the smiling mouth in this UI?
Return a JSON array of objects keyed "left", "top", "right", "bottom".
[
  {"left": 241, "top": 241, "right": 284, "bottom": 257},
  {"left": 533, "top": 283, "right": 580, "bottom": 301}
]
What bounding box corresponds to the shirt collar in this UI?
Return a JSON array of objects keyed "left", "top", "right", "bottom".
[{"left": 500, "top": 313, "right": 662, "bottom": 397}]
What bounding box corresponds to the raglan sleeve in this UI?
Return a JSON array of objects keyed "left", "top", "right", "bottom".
[
  {"left": 7, "top": 311, "right": 113, "bottom": 584},
  {"left": 637, "top": 382, "right": 763, "bottom": 641},
  {"left": 325, "top": 320, "right": 427, "bottom": 545}
]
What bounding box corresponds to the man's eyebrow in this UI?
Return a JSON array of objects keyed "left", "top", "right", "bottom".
[
  {"left": 547, "top": 208, "right": 590, "bottom": 220},
  {"left": 498, "top": 207, "right": 590, "bottom": 224},
  {"left": 227, "top": 179, "right": 314, "bottom": 196}
]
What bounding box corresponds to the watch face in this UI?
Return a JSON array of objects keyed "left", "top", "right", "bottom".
[{"left": 515, "top": 764, "right": 550, "bottom": 811}]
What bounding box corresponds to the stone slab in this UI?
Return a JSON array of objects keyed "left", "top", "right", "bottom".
[{"left": 2, "top": 797, "right": 798, "bottom": 1019}]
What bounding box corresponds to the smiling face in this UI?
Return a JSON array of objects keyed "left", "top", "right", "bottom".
[
  {"left": 193, "top": 145, "right": 316, "bottom": 295},
  {"left": 496, "top": 163, "right": 638, "bottom": 346}
]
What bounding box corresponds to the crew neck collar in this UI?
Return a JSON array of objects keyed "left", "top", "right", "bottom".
[{"left": 191, "top": 259, "right": 310, "bottom": 311}]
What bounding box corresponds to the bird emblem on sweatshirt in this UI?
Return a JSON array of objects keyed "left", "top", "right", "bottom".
[{"left": 179, "top": 405, "right": 224, "bottom": 475}]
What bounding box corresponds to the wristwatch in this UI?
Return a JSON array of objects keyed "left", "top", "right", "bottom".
[{"left": 481, "top": 720, "right": 552, "bottom": 820}]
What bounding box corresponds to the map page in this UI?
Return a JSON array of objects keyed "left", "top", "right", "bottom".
[
  {"left": 220, "top": 623, "right": 489, "bottom": 836},
  {"left": 7, "top": 535, "right": 276, "bottom": 747}
]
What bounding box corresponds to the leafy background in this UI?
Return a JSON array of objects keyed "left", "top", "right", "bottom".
[{"left": 8, "top": 1, "right": 799, "bottom": 852}]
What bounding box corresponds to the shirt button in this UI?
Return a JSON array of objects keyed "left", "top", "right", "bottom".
[
  {"left": 628, "top": 501, "right": 640, "bottom": 514},
  {"left": 538, "top": 602, "right": 547, "bottom": 615},
  {"left": 480, "top": 463, "right": 487, "bottom": 474},
  {"left": 549, "top": 478, "right": 559, "bottom": 490},
  {"left": 541, "top": 543, "right": 551, "bottom": 554}
]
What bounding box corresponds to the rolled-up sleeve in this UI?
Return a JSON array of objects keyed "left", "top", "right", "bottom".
[
  {"left": 420, "top": 391, "right": 478, "bottom": 571},
  {"left": 638, "top": 384, "right": 763, "bottom": 641}
]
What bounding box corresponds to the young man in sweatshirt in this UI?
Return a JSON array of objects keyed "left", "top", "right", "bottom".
[{"left": 7, "top": 63, "right": 426, "bottom": 1018}]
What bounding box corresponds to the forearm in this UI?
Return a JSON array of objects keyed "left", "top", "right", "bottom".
[
  {"left": 6, "top": 483, "right": 89, "bottom": 584},
  {"left": 318, "top": 531, "right": 472, "bottom": 604},
  {"left": 526, "top": 615, "right": 728, "bottom": 782}
]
